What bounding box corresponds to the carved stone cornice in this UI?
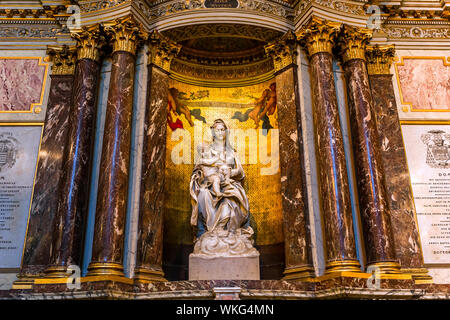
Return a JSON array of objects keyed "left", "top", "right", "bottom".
[
  {"left": 264, "top": 31, "right": 297, "bottom": 73},
  {"left": 147, "top": 30, "right": 181, "bottom": 72},
  {"left": 365, "top": 44, "right": 395, "bottom": 75},
  {"left": 72, "top": 24, "right": 106, "bottom": 62},
  {"left": 47, "top": 45, "right": 77, "bottom": 75},
  {"left": 297, "top": 16, "right": 341, "bottom": 57},
  {"left": 104, "top": 17, "right": 148, "bottom": 55},
  {"left": 337, "top": 24, "right": 372, "bottom": 63}
]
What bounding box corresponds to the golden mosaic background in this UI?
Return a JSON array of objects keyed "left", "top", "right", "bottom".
[{"left": 164, "top": 79, "right": 283, "bottom": 246}]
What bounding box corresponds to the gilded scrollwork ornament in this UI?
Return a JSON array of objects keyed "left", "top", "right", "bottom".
[
  {"left": 297, "top": 16, "right": 341, "bottom": 57},
  {"left": 337, "top": 24, "right": 373, "bottom": 63},
  {"left": 264, "top": 31, "right": 297, "bottom": 73},
  {"left": 46, "top": 45, "right": 77, "bottom": 75},
  {"left": 103, "top": 17, "right": 148, "bottom": 55},
  {"left": 147, "top": 30, "right": 181, "bottom": 72},
  {"left": 72, "top": 24, "right": 106, "bottom": 62},
  {"left": 365, "top": 44, "right": 396, "bottom": 75}
]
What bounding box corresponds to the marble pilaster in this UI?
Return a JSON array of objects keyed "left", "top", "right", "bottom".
[
  {"left": 297, "top": 17, "right": 361, "bottom": 274},
  {"left": 265, "top": 32, "right": 315, "bottom": 280},
  {"left": 20, "top": 46, "right": 76, "bottom": 278},
  {"left": 87, "top": 19, "right": 147, "bottom": 277},
  {"left": 338, "top": 26, "right": 400, "bottom": 273},
  {"left": 45, "top": 27, "right": 105, "bottom": 277},
  {"left": 134, "top": 32, "right": 180, "bottom": 282},
  {"left": 366, "top": 45, "right": 431, "bottom": 281}
]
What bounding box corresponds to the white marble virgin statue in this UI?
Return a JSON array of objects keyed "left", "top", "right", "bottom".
[{"left": 189, "top": 119, "right": 259, "bottom": 258}]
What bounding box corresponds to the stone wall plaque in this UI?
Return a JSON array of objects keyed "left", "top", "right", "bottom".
[
  {"left": 402, "top": 123, "right": 450, "bottom": 264},
  {"left": 0, "top": 124, "right": 42, "bottom": 269}
]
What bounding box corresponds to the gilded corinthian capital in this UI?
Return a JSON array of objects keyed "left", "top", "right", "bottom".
[
  {"left": 147, "top": 30, "right": 181, "bottom": 72},
  {"left": 47, "top": 45, "right": 77, "bottom": 75},
  {"left": 72, "top": 24, "right": 106, "bottom": 62},
  {"left": 365, "top": 45, "right": 396, "bottom": 75},
  {"left": 297, "top": 16, "right": 341, "bottom": 57},
  {"left": 337, "top": 25, "right": 373, "bottom": 63},
  {"left": 264, "top": 31, "right": 297, "bottom": 73},
  {"left": 104, "top": 17, "right": 148, "bottom": 55}
]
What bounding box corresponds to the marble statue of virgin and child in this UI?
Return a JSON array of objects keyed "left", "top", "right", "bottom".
[{"left": 189, "top": 119, "right": 259, "bottom": 258}]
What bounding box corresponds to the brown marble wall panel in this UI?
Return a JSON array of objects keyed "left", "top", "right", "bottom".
[
  {"left": 48, "top": 59, "right": 101, "bottom": 270},
  {"left": 309, "top": 52, "right": 359, "bottom": 265},
  {"left": 135, "top": 66, "right": 169, "bottom": 274},
  {"left": 21, "top": 74, "right": 74, "bottom": 275},
  {"left": 343, "top": 59, "right": 397, "bottom": 265},
  {"left": 90, "top": 51, "right": 136, "bottom": 269},
  {"left": 369, "top": 74, "right": 423, "bottom": 268},
  {"left": 275, "top": 66, "right": 314, "bottom": 272}
]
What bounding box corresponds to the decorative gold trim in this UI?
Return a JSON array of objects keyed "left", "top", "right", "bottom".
[
  {"left": 134, "top": 267, "right": 166, "bottom": 283},
  {"left": 104, "top": 16, "right": 148, "bottom": 55},
  {"left": 46, "top": 45, "right": 77, "bottom": 75},
  {"left": 264, "top": 31, "right": 297, "bottom": 73},
  {"left": 169, "top": 68, "right": 275, "bottom": 88},
  {"left": 86, "top": 262, "right": 125, "bottom": 277},
  {"left": 32, "top": 275, "right": 135, "bottom": 285},
  {"left": 0, "top": 57, "right": 48, "bottom": 114},
  {"left": 282, "top": 266, "right": 315, "bottom": 281},
  {"left": 366, "top": 45, "right": 396, "bottom": 75},
  {"left": 394, "top": 56, "right": 450, "bottom": 112},
  {"left": 337, "top": 25, "right": 372, "bottom": 63},
  {"left": 148, "top": 30, "right": 181, "bottom": 72},
  {"left": 401, "top": 268, "right": 433, "bottom": 284},
  {"left": 297, "top": 16, "right": 341, "bottom": 57},
  {"left": 325, "top": 259, "right": 362, "bottom": 274},
  {"left": 72, "top": 24, "right": 105, "bottom": 62}
]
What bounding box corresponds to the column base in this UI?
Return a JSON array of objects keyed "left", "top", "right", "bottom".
[
  {"left": 87, "top": 262, "right": 124, "bottom": 277},
  {"left": 44, "top": 265, "right": 70, "bottom": 278},
  {"left": 366, "top": 261, "right": 401, "bottom": 274},
  {"left": 282, "top": 265, "right": 315, "bottom": 281},
  {"left": 134, "top": 267, "right": 166, "bottom": 283},
  {"left": 401, "top": 268, "right": 433, "bottom": 284},
  {"left": 325, "top": 260, "right": 362, "bottom": 274}
]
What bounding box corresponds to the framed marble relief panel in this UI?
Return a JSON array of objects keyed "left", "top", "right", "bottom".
[
  {"left": 0, "top": 57, "right": 48, "bottom": 114},
  {"left": 0, "top": 124, "right": 43, "bottom": 270},
  {"left": 395, "top": 57, "right": 450, "bottom": 113},
  {"left": 401, "top": 122, "right": 450, "bottom": 264}
]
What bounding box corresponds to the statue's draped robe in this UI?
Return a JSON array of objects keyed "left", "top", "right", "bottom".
[{"left": 190, "top": 148, "right": 249, "bottom": 238}]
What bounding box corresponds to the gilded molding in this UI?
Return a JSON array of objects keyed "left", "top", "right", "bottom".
[
  {"left": 104, "top": 17, "right": 148, "bottom": 55},
  {"left": 264, "top": 31, "right": 297, "bottom": 73},
  {"left": 161, "top": 23, "right": 282, "bottom": 44},
  {"left": 365, "top": 44, "right": 395, "bottom": 75},
  {"left": 147, "top": 30, "right": 181, "bottom": 72},
  {"left": 297, "top": 16, "right": 341, "bottom": 57},
  {"left": 72, "top": 24, "right": 106, "bottom": 62},
  {"left": 144, "top": 0, "right": 293, "bottom": 19},
  {"left": 294, "top": 0, "right": 366, "bottom": 20},
  {"left": 337, "top": 24, "right": 372, "bottom": 63},
  {"left": 382, "top": 25, "right": 450, "bottom": 39},
  {"left": 47, "top": 45, "right": 77, "bottom": 75}
]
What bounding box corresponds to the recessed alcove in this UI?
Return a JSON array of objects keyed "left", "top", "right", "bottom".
[{"left": 160, "top": 24, "right": 286, "bottom": 280}]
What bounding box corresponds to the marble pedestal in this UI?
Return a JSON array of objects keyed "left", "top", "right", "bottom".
[{"left": 189, "top": 255, "right": 260, "bottom": 280}]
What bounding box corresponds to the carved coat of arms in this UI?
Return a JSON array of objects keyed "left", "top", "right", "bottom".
[
  {"left": 421, "top": 130, "right": 450, "bottom": 168},
  {"left": 0, "top": 133, "right": 19, "bottom": 173}
]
